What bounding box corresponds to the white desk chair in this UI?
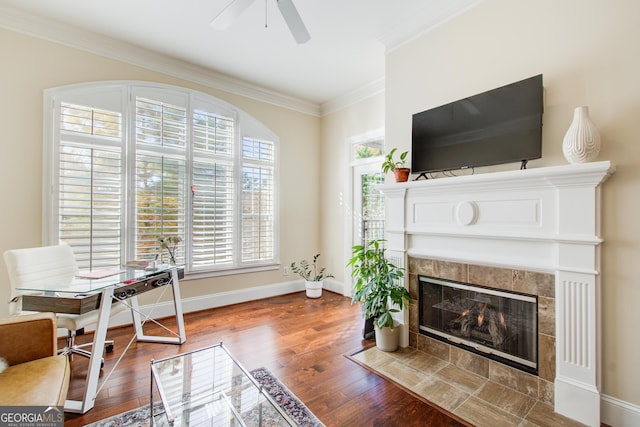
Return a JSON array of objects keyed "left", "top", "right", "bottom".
[{"left": 3, "top": 243, "right": 126, "bottom": 362}]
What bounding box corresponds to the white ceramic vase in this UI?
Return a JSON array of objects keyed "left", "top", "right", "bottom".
[
  {"left": 305, "top": 280, "right": 323, "bottom": 298},
  {"left": 562, "top": 106, "right": 601, "bottom": 164}
]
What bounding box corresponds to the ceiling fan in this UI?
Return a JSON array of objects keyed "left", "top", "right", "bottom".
[{"left": 211, "top": 0, "right": 311, "bottom": 44}]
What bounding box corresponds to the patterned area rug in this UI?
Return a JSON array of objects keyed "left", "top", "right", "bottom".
[
  {"left": 83, "top": 367, "right": 324, "bottom": 427},
  {"left": 250, "top": 368, "right": 324, "bottom": 427}
]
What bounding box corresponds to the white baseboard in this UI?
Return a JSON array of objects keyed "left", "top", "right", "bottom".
[
  {"left": 602, "top": 394, "right": 640, "bottom": 427},
  {"left": 107, "top": 279, "right": 307, "bottom": 328},
  {"left": 75, "top": 278, "right": 347, "bottom": 332},
  {"left": 323, "top": 278, "right": 346, "bottom": 296}
]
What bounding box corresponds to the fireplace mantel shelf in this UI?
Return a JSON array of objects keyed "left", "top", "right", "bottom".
[
  {"left": 380, "top": 160, "right": 614, "bottom": 427},
  {"left": 381, "top": 161, "right": 615, "bottom": 192}
]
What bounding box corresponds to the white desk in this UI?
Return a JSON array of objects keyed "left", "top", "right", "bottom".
[{"left": 17, "top": 266, "right": 186, "bottom": 414}]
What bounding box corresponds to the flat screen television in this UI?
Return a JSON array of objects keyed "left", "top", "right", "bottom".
[{"left": 411, "top": 74, "right": 543, "bottom": 178}]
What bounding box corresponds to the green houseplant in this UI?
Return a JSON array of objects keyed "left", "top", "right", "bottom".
[
  {"left": 347, "top": 240, "right": 412, "bottom": 351},
  {"left": 381, "top": 148, "right": 410, "bottom": 182},
  {"left": 290, "top": 254, "right": 334, "bottom": 298}
]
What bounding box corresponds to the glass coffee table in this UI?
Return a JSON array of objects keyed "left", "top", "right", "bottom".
[{"left": 151, "top": 343, "right": 295, "bottom": 426}]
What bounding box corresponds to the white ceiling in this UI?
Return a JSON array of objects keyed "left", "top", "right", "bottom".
[{"left": 0, "top": 0, "right": 480, "bottom": 112}]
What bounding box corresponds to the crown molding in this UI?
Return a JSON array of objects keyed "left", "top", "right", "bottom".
[
  {"left": 0, "top": 4, "right": 324, "bottom": 116},
  {"left": 320, "top": 78, "right": 385, "bottom": 116}
]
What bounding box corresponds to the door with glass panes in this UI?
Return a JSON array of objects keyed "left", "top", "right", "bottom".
[
  {"left": 352, "top": 160, "right": 383, "bottom": 340},
  {"left": 354, "top": 166, "right": 384, "bottom": 247},
  {"left": 351, "top": 138, "right": 385, "bottom": 249}
]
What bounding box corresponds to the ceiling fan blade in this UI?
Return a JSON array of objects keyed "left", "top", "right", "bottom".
[
  {"left": 211, "top": 0, "right": 256, "bottom": 30},
  {"left": 276, "top": 0, "right": 310, "bottom": 44}
]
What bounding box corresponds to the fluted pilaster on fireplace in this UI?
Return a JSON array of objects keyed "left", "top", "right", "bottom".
[{"left": 379, "top": 161, "right": 614, "bottom": 427}]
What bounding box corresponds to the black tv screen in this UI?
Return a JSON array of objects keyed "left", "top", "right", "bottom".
[{"left": 411, "top": 74, "right": 543, "bottom": 175}]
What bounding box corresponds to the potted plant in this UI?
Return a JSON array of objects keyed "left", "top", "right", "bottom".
[
  {"left": 381, "top": 148, "right": 410, "bottom": 182},
  {"left": 290, "top": 254, "right": 334, "bottom": 298},
  {"left": 347, "top": 240, "right": 412, "bottom": 351}
]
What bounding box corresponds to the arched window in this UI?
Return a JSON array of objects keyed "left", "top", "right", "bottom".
[{"left": 43, "top": 81, "right": 278, "bottom": 276}]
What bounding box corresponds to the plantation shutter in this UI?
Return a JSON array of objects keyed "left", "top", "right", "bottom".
[
  {"left": 191, "top": 108, "right": 235, "bottom": 268},
  {"left": 241, "top": 138, "right": 274, "bottom": 263},
  {"left": 58, "top": 102, "right": 123, "bottom": 271},
  {"left": 134, "top": 97, "right": 187, "bottom": 263}
]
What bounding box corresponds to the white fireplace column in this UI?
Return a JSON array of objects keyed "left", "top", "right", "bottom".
[
  {"left": 380, "top": 161, "right": 614, "bottom": 427},
  {"left": 551, "top": 172, "right": 608, "bottom": 426}
]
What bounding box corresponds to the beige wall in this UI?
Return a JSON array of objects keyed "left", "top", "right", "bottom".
[
  {"left": 319, "top": 93, "right": 385, "bottom": 287},
  {"left": 0, "top": 28, "right": 320, "bottom": 313},
  {"left": 384, "top": 0, "right": 639, "bottom": 408}
]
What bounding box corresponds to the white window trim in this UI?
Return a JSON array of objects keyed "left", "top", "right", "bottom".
[{"left": 43, "top": 80, "right": 280, "bottom": 278}]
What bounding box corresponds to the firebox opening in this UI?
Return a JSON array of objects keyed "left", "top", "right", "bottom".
[{"left": 419, "top": 275, "right": 538, "bottom": 375}]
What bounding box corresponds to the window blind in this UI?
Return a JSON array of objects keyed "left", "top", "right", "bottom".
[
  {"left": 134, "top": 97, "right": 187, "bottom": 264},
  {"left": 135, "top": 154, "right": 186, "bottom": 263},
  {"left": 58, "top": 103, "right": 123, "bottom": 271},
  {"left": 241, "top": 138, "right": 274, "bottom": 263},
  {"left": 191, "top": 109, "right": 235, "bottom": 268},
  {"left": 47, "top": 83, "right": 278, "bottom": 274}
]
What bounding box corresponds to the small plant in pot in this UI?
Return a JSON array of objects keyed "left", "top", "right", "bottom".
[
  {"left": 347, "top": 240, "right": 413, "bottom": 352},
  {"left": 290, "top": 254, "right": 334, "bottom": 298},
  {"left": 381, "top": 148, "right": 410, "bottom": 182}
]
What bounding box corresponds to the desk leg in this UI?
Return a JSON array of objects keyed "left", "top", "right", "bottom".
[
  {"left": 64, "top": 287, "right": 113, "bottom": 414},
  {"left": 132, "top": 266, "right": 186, "bottom": 344},
  {"left": 170, "top": 267, "right": 186, "bottom": 343}
]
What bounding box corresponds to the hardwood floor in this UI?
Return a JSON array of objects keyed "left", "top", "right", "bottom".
[{"left": 63, "top": 291, "right": 468, "bottom": 426}]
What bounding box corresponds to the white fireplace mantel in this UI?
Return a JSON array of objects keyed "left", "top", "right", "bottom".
[{"left": 380, "top": 161, "right": 615, "bottom": 427}]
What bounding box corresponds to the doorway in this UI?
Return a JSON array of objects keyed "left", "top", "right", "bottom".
[{"left": 344, "top": 133, "right": 384, "bottom": 299}]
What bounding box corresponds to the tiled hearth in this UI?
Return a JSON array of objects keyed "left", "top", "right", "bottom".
[{"left": 351, "top": 346, "right": 586, "bottom": 427}]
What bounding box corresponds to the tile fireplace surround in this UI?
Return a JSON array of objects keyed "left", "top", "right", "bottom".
[{"left": 379, "top": 161, "right": 614, "bottom": 427}]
